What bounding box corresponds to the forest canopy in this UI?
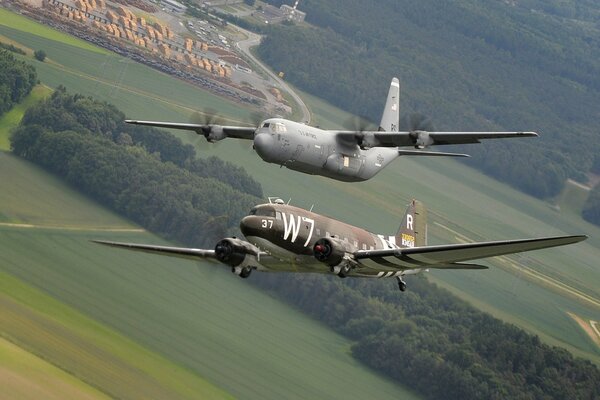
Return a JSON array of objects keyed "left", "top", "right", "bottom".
[
  {"left": 0, "top": 49, "right": 37, "bottom": 116},
  {"left": 11, "top": 87, "right": 262, "bottom": 246}
]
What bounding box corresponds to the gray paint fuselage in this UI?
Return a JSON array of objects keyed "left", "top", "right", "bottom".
[{"left": 252, "top": 118, "right": 399, "bottom": 182}]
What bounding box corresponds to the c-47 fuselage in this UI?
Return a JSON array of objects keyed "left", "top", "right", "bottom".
[{"left": 94, "top": 200, "right": 585, "bottom": 292}]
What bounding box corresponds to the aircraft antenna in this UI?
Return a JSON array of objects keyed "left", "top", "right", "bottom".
[
  {"left": 287, "top": 198, "right": 292, "bottom": 205},
  {"left": 288, "top": 0, "right": 300, "bottom": 21},
  {"left": 309, "top": 204, "right": 314, "bottom": 212}
]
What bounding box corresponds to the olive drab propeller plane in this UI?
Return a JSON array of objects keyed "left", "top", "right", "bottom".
[
  {"left": 94, "top": 199, "right": 586, "bottom": 292},
  {"left": 125, "top": 78, "right": 538, "bottom": 182}
]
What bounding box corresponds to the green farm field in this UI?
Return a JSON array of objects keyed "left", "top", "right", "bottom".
[
  {"left": 0, "top": 152, "right": 420, "bottom": 400},
  {"left": 0, "top": 85, "right": 52, "bottom": 151},
  {"left": 1, "top": 6, "right": 599, "bottom": 366}
]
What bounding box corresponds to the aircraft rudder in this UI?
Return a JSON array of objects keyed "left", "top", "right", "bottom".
[{"left": 396, "top": 199, "right": 427, "bottom": 248}]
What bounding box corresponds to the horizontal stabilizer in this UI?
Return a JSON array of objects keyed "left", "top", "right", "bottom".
[
  {"left": 92, "top": 240, "right": 216, "bottom": 261},
  {"left": 428, "top": 263, "right": 489, "bottom": 270},
  {"left": 397, "top": 149, "right": 470, "bottom": 157}
]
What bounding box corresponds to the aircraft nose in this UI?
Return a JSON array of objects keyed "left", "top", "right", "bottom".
[
  {"left": 240, "top": 215, "right": 261, "bottom": 237},
  {"left": 253, "top": 133, "right": 275, "bottom": 161}
]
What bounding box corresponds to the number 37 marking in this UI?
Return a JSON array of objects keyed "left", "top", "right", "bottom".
[{"left": 261, "top": 219, "right": 273, "bottom": 229}]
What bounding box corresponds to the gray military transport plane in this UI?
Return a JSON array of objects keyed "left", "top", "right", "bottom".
[
  {"left": 125, "top": 78, "right": 538, "bottom": 182},
  {"left": 94, "top": 199, "right": 586, "bottom": 292}
]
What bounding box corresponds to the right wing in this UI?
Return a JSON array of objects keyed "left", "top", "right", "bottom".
[
  {"left": 125, "top": 120, "right": 257, "bottom": 141},
  {"left": 92, "top": 240, "right": 217, "bottom": 262},
  {"left": 354, "top": 235, "right": 587, "bottom": 270},
  {"left": 335, "top": 130, "right": 538, "bottom": 149}
]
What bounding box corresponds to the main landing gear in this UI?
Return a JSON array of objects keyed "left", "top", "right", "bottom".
[
  {"left": 331, "top": 265, "right": 352, "bottom": 278},
  {"left": 396, "top": 276, "right": 407, "bottom": 292},
  {"left": 232, "top": 266, "right": 253, "bottom": 278}
]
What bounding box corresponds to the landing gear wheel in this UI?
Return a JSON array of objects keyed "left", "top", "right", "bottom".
[
  {"left": 239, "top": 267, "right": 252, "bottom": 279},
  {"left": 396, "top": 276, "right": 407, "bottom": 292},
  {"left": 232, "top": 267, "right": 253, "bottom": 279},
  {"left": 337, "top": 265, "right": 352, "bottom": 278}
]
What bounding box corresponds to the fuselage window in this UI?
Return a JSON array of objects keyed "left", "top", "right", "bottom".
[
  {"left": 316, "top": 228, "right": 321, "bottom": 235},
  {"left": 326, "top": 231, "right": 331, "bottom": 237},
  {"left": 362, "top": 243, "right": 367, "bottom": 250}
]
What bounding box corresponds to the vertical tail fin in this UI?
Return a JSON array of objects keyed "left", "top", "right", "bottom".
[
  {"left": 379, "top": 77, "right": 400, "bottom": 132},
  {"left": 395, "top": 199, "right": 427, "bottom": 248}
]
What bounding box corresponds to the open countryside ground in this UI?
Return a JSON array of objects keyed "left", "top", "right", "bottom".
[
  {"left": 0, "top": 336, "right": 111, "bottom": 400},
  {"left": 0, "top": 152, "right": 420, "bottom": 400},
  {"left": 0, "top": 269, "right": 233, "bottom": 400},
  {"left": 1, "top": 9, "right": 599, "bottom": 363}
]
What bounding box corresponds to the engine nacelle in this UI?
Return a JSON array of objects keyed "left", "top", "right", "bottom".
[
  {"left": 205, "top": 125, "right": 226, "bottom": 142},
  {"left": 313, "top": 237, "right": 354, "bottom": 267},
  {"left": 411, "top": 130, "right": 433, "bottom": 149},
  {"left": 214, "top": 238, "right": 256, "bottom": 267}
]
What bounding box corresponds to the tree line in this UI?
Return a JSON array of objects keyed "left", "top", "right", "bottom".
[
  {"left": 252, "top": 273, "right": 600, "bottom": 400},
  {"left": 11, "top": 87, "right": 262, "bottom": 246},
  {"left": 0, "top": 49, "right": 37, "bottom": 117},
  {"left": 255, "top": 0, "right": 600, "bottom": 201}
]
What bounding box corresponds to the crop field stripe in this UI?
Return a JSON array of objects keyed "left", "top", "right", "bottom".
[
  {"left": 32, "top": 57, "right": 250, "bottom": 125},
  {"left": 0, "top": 8, "right": 108, "bottom": 54},
  {"left": 0, "top": 270, "right": 235, "bottom": 400},
  {"left": 0, "top": 153, "right": 138, "bottom": 227},
  {"left": 0, "top": 336, "right": 111, "bottom": 400}
]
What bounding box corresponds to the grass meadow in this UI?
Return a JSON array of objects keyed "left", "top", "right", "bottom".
[{"left": 1, "top": 7, "right": 598, "bottom": 387}]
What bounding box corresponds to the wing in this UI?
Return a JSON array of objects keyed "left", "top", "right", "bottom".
[
  {"left": 354, "top": 235, "right": 587, "bottom": 270},
  {"left": 335, "top": 130, "right": 538, "bottom": 149},
  {"left": 125, "top": 120, "right": 257, "bottom": 140},
  {"left": 92, "top": 240, "right": 217, "bottom": 262}
]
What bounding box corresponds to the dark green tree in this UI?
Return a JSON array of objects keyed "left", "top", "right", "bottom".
[{"left": 34, "top": 49, "right": 46, "bottom": 62}]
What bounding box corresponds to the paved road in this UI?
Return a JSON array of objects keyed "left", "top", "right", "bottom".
[{"left": 236, "top": 27, "right": 311, "bottom": 124}]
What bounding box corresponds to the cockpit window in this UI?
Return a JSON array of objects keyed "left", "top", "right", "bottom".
[
  {"left": 249, "top": 208, "right": 258, "bottom": 215},
  {"left": 262, "top": 122, "right": 270, "bottom": 128},
  {"left": 275, "top": 123, "right": 287, "bottom": 133},
  {"left": 254, "top": 207, "right": 275, "bottom": 217},
  {"left": 268, "top": 122, "right": 287, "bottom": 133}
]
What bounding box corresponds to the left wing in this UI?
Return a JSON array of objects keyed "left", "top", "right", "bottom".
[
  {"left": 125, "top": 120, "right": 256, "bottom": 141},
  {"left": 92, "top": 240, "right": 217, "bottom": 262},
  {"left": 354, "top": 235, "right": 587, "bottom": 270}
]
